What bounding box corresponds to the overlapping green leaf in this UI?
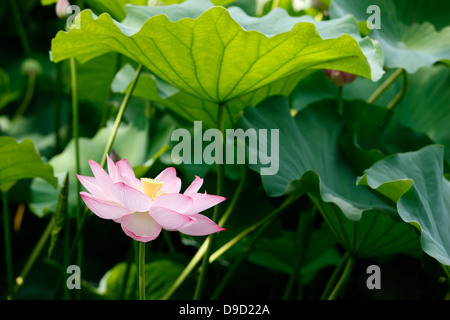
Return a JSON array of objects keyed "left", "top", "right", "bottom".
[
  {"left": 51, "top": 0, "right": 383, "bottom": 104},
  {"left": 329, "top": 0, "right": 450, "bottom": 73},
  {"left": 357, "top": 145, "right": 450, "bottom": 265},
  {"left": 238, "top": 96, "right": 421, "bottom": 258},
  {"left": 0, "top": 137, "right": 58, "bottom": 192}
]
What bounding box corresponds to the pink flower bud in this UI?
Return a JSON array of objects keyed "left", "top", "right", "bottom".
[
  {"left": 322, "top": 69, "right": 358, "bottom": 87},
  {"left": 55, "top": 0, "right": 71, "bottom": 19}
]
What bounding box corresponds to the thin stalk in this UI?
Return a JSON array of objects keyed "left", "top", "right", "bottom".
[
  {"left": 367, "top": 68, "right": 403, "bottom": 105},
  {"left": 70, "top": 57, "right": 83, "bottom": 300},
  {"left": 2, "top": 191, "right": 14, "bottom": 300},
  {"left": 386, "top": 69, "right": 409, "bottom": 111},
  {"left": 327, "top": 254, "right": 355, "bottom": 300},
  {"left": 320, "top": 252, "right": 349, "bottom": 299},
  {"left": 161, "top": 165, "right": 247, "bottom": 300},
  {"left": 193, "top": 102, "right": 226, "bottom": 300},
  {"left": 139, "top": 241, "right": 146, "bottom": 300},
  {"left": 13, "top": 216, "right": 55, "bottom": 298},
  {"left": 210, "top": 194, "right": 300, "bottom": 299},
  {"left": 70, "top": 57, "right": 81, "bottom": 217}
]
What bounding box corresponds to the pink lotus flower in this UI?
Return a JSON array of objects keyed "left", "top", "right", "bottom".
[{"left": 77, "top": 156, "right": 226, "bottom": 242}]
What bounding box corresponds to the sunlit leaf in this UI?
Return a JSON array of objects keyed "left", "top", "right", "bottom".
[{"left": 51, "top": 0, "right": 383, "bottom": 104}]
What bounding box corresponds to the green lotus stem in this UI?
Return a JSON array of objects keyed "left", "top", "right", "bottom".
[
  {"left": 193, "top": 101, "right": 226, "bottom": 300},
  {"left": 13, "top": 216, "right": 55, "bottom": 298},
  {"left": 367, "top": 68, "right": 403, "bottom": 105},
  {"left": 70, "top": 57, "right": 83, "bottom": 299},
  {"left": 320, "top": 251, "right": 349, "bottom": 299},
  {"left": 210, "top": 194, "right": 300, "bottom": 299},
  {"left": 161, "top": 165, "right": 247, "bottom": 300},
  {"left": 386, "top": 69, "right": 409, "bottom": 111},
  {"left": 70, "top": 57, "right": 81, "bottom": 222},
  {"left": 326, "top": 253, "right": 355, "bottom": 300},
  {"left": 2, "top": 191, "right": 14, "bottom": 300},
  {"left": 139, "top": 241, "right": 146, "bottom": 300}
]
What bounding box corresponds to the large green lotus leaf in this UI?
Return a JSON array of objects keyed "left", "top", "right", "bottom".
[
  {"left": 237, "top": 96, "right": 421, "bottom": 258},
  {"left": 51, "top": 0, "right": 383, "bottom": 104},
  {"left": 357, "top": 145, "right": 450, "bottom": 266},
  {"left": 329, "top": 0, "right": 450, "bottom": 73},
  {"left": 392, "top": 65, "right": 450, "bottom": 165},
  {"left": 0, "top": 137, "right": 58, "bottom": 192},
  {"left": 112, "top": 63, "right": 311, "bottom": 128}
]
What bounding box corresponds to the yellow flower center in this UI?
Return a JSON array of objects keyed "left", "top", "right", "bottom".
[{"left": 141, "top": 178, "right": 164, "bottom": 200}]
